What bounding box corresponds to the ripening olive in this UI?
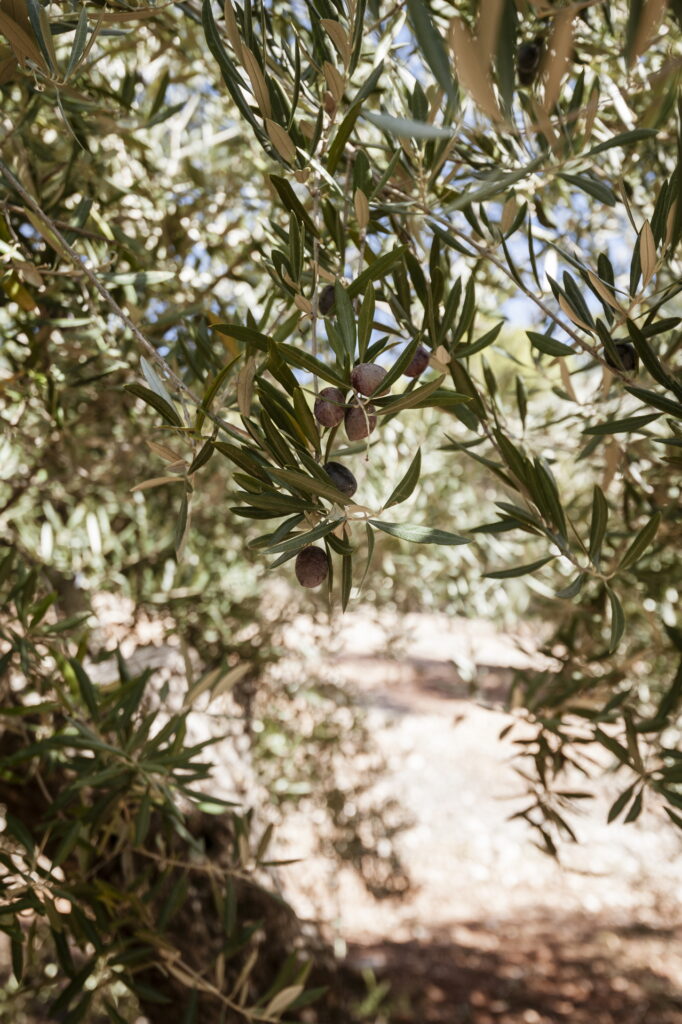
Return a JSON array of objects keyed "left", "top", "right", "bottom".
[
  {"left": 604, "top": 341, "right": 638, "bottom": 374},
  {"left": 324, "top": 461, "right": 357, "bottom": 498},
  {"left": 344, "top": 401, "right": 377, "bottom": 441},
  {"left": 350, "top": 363, "right": 389, "bottom": 397},
  {"left": 295, "top": 546, "right": 329, "bottom": 588},
  {"left": 314, "top": 386, "right": 346, "bottom": 428},
  {"left": 517, "top": 40, "right": 542, "bottom": 86},
  {"left": 404, "top": 346, "right": 430, "bottom": 379},
  {"left": 319, "top": 284, "right": 336, "bottom": 316}
]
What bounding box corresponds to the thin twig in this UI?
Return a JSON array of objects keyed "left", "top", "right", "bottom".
[{"left": 310, "top": 186, "right": 321, "bottom": 396}]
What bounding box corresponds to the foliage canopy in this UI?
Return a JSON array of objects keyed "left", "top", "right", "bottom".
[{"left": 1, "top": 0, "right": 682, "bottom": 1019}]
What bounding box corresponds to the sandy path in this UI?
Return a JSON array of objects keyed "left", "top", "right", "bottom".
[{"left": 274, "top": 610, "right": 682, "bottom": 1022}]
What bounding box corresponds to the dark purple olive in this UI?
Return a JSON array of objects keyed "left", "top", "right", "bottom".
[
  {"left": 318, "top": 284, "right": 336, "bottom": 316},
  {"left": 350, "top": 362, "right": 389, "bottom": 397},
  {"left": 404, "top": 346, "right": 430, "bottom": 379},
  {"left": 324, "top": 461, "right": 357, "bottom": 498},
  {"left": 604, "top": 341, "right": 638, "bottom": 374},
  {"left": 517, "top": 41, "right": 542, "bottom": 86},
  {"left": 314, "top": 386, "right": 346, "bottom": 428},
  {"left": 344, "top": 401, "right": 377, "bottom": 441},
  {"left": 295, "top": 546, "right": 329, "bottom": 588}
]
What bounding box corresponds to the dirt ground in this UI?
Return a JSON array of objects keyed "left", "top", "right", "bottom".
[
  {"left": 275, "top": 609, "right": 682, "bottom": 1024},
  {"left": 6, "top": 599, "right": 680, "bottom": 1023}
]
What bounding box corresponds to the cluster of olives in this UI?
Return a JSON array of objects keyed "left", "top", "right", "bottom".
[
  {"left": 296, "top": 344, "right": 430, "bottom": 588},
  {"left": 313, "top": 362, "right": 386, "bottom": 441},
  {"left": 313, "top": 347, "right": 430, "bottom": 442}
]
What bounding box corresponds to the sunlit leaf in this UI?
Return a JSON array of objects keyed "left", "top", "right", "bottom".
[
  {"left": 368, "top": 520, "right": 470, "bottom": 545},
  {"left": 384, "top": 449, "right": 421, "bottom": 509},
  {"left": 484, "top": 556, "right": 554, "bottom": 579}
]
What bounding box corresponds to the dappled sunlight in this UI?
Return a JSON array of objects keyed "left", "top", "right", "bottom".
[
  {"left": 2, "top": 0, "right": 681, "bottom": 1018},
  {"left": 274, "top": 611, "right": 682, "bottom": 1021}
]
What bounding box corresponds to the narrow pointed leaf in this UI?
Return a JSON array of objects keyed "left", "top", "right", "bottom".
[
  {"left": 485, "top": 556, "right": 554, "bottom": 579},
  {"left": 268, "top": 517, "right": 344, "bottom": 555},
  {"left": 606, "top": 586, "right": 625, "bottom": 652},
  {"left": 368, "top": 520, "right": 470, "bottom": 545},
  {"left": 583, "top": 413, "right": 661, "bottom": 435},
  {"left": 588, "top": 485, "right": 608, "bottom": 563},
  {"left": 364, "top": 111, "right": 454, "bottom": 140},
  {"left": 405, "top": 0, "right": 457, "bottom": 104},
  {"left": 125, "top": 384, "right": 183, "bottom": 428},
  {"left": 384, "top": 449, "right": 421, "bottom": 508},
  {"left": 618, "top": 511, "right": 661, "bottom": 571},
  {"left": 527, "top": 332, "right": 574, "bottom": 357},
  {"left": 555, "top": 573, "right": 586, "bottom": 599}
]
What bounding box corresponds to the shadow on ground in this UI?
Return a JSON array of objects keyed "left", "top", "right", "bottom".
[
  {"left": 345, "top": 911, "right": 682, "bottom": 1023},
  {"left": 277, "top": 615, "right": 682, "bottom": 1023}
]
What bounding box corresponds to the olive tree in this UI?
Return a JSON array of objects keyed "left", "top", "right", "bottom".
[
  {"left": 161, "top": 0, "right": 682, "bottom": 836},
  {"left": 1, "top": 0, "right": 682, "bottom": 1019}
]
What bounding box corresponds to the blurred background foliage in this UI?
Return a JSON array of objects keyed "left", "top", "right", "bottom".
[{"left": 1, "top": 0, "right": 682, "bottom": 1019}]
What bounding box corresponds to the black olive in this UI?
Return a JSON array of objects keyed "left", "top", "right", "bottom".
[
  {"left": 404, "top": 346, "right": 430, "bottom": 379},
  {"left": 604, "top": 341, "right": 638, "bottom": 374},
  {"left": 324, "top": 461, "right": 357, "bottom": 498},
  {"left": 318, "top": 284, "right": 336, "bottom": 316},
  {"left": 517, "top": 41, "right": 542, "bottom": 86},
  {"left": 295, "top": 546, "right": 329, "bottom": 588}
]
